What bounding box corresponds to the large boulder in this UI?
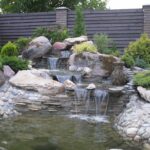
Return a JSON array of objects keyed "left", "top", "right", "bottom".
[
  {"left": 68, "top": 52, "right": 120, "bottom": 77},
  {"left": 137, "top": 86, "right": 150, "bottom": 102},
  {"left": 0, "top": 71, "right": 5, "bottom": 86},
  {"left": 9, "top": 70, "right": 65, "bottom": 95},
  {"left": 52, "top": 42, "right": 67, "bottom": 55},
  {"left": 22, "top": 36, "right": 52, "bottom": 59},
  {"left": 64, "top": 36, "right": 88, "bottom": 47}
]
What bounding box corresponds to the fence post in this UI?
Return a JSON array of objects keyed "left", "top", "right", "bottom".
[
  {"left": 56, "top": 7, "right": 68, "bottom": 27},
  {"left": 143, "top": 5, "right": 150, "bottom": 36}
]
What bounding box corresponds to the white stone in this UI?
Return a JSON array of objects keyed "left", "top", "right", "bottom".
[
  {"left": 64, "top": 80, "right": 76, "bottom": 90},
  {"left": 86, "top": 83, "right": 96, "bottom": 90},
  {"left": 137, "top": 86, "right": 150, "bottom": 102},
  {"left": 64, "top": 36, "right": 88, "bottom": 45},
  {"left": 126, "top": 128, "right": 138, "bottom": 137},
  {"left": 69, "top": 65, "right": 77, "bottom": 71},
  {"left": 9, "top": 70, "right": 64, "bottom": 95}
]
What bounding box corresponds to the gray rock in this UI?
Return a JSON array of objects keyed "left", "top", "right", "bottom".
[
  {"left": 22, "top": 36, "right": 52, "bottom": 59},
  {"left": 9, "top": 70, "right": 65, "bottom": 96},
  {"left": 0, "top": 71, "right": 5, "bottom": 86},
  {"left": 137, "top": 86, "right": 150, "bottom": 102},
  {"left": 64, "top": 36, "right": 88, "bottom": 46},
  {"left": 3, "top": 65, "right": 15, "bottom": 78}
]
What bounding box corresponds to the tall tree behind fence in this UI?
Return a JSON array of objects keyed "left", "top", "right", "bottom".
[{"left": 0, "top": 6, "right": 150, "bottom": 52}]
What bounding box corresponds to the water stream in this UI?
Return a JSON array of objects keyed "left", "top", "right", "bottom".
[{"left": 48, "top": 57, "right": 59, "bottom": 70}]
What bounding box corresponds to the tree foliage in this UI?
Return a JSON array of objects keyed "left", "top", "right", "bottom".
[
  {"left": 0, "top": 0, "right": 107, "bottom": 13},
  {"left": 79, "top": 0, "right": 107, "bottom": 10},
  {"left": 73, "top": 6, "right": 86, "bottom": 37}
]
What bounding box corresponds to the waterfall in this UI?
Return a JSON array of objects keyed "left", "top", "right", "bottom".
[
  {"left": 72, "top": 74, "right": 82, "bottom": 84},
  {"left": 70, "top": 88, "right": 109, "bottom": 123},
  {"left": 94, "top": 90, "right": 109, "bottom": 116},
  {"left": 48, "top": 57, "right": 59, "bottom": 70},
  {"left": 56, "top": 75, "right": 71, "bottom": 83},
  {"left": 60, "top": 51, "right": 71, "bottom": 58},
  {"left": 74, "top": 88, "right": 87, "bottom": 102}
]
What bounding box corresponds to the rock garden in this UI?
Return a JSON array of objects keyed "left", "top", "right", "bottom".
[{"left": 0, "top": 24, "right": 150, "bottom": 150}]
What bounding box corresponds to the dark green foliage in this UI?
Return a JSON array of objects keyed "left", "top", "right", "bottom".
[
  {"left": 15, "top": 37, "right": 31, "bottom": 53},
  {"left": 121, "top": 54, "right": 135, "bottom": 68},
  {"left": 0, "top": 0, "right": 81, "bottom": 13},
  {"left": 0, "top": 0, "right": 107, "bottom": 13},
  {"left": 135, "top": 57, "right": 149, "bottom": 68},
  {"left": 0, "top": 56, "right": 29, "bottom": 72},
  {"left": 32, "top": 26, "right": 69, "bottom": 43},
  {"left": 133, "top": 71, "right": 150, "bottom": 88},
  {"left": 79, "top": 0, "right": 107, "bottom": 10},
  {"left": 73, "top": 6, "right": 86, "bottom": 37},
  {"left": 93, "top": 33, "right": 120, "bottom": 56},
  {"left": 122, "top": 34, "right": 150, "bottom": 68},
  {"left": 1, "top": 41, "right": 18, "bottom": 56},
  {"left": 93, "top": 33, "right": 111, "bottom": 53}
]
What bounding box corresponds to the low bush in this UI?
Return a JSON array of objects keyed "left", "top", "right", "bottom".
[
  {"left": 135, "top": 57, "right": 149, "bottom": 68},
  {"left": 73, "top": 42, "right": 97, "bottom": 54},
  {"left": 133, "top": 71, "right": 150, "bottom": 88},
  {"left": 94, "top": 33, "right": 111, "bottom": 53},
  {"left": 15, "top": 37, "right": 31, "bottom": 53},
  {"left": 0, "top": 56, "right": 29, "bottom": 72},
  {"left": 32, "top": 25, "right": 69, "bottom": 43},
  {"left": 121, "top": 54, "right": 135, "bottom": 68},
  {"left": 93, "top": 33, "right": 120, "bottom": 56},
  {"left": 1, "top": 41, "right": 18, "bottom": 56},
  {"left": 122, "top": 34, "right": 150, "bottom": 68}
]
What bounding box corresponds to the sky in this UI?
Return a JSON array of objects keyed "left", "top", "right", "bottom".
[{"left": 107, "top": 0, "right": 150, "bottom": 9}]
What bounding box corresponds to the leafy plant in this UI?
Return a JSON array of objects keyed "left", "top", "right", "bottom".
[
  {"left": 73, "top": 42, "right": 97, "bottom": 54},
  {"left": 133, "top": 71, "right": 150, "bottom": 88},
  {"left": 121, "top": 54, "right": 135, "bottom": 68},
  {"left": 32, "top": 25, "right": 69, "bottom": 43},
  {"left": 15, "top": 37, "right": 31, "bottom": 53},
  {"left": 1, "top": 41, "right": 18, "bottom": 56},
  {"left": 0, "top": 56, "right": 29, "bottom": 72},
  {"left": 135, "top": 57, "right": 149, "bottom": 68},
  {"left": 122, "top": 34, "right": 150, "bottom": 68},
  {"left": 73, "top": 6, "right": 86, "bottom": 37},
  {"left": 93, "top": 33, "right": 111, "bottom": 53}
]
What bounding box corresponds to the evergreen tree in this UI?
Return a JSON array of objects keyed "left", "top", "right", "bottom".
[{"left": 73, "top": 6, "right": 86, "bottom": 37}]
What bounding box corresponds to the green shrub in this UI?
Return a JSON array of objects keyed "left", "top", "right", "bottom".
[
  {"left": 32, "top": 25, "right": 69, "bottom": 43},
  {"left": 122, "top": 34, "right": 150, "bottom": 68},
  {"left": 93, "top": 33, "right": 111, "bottom": 52},
  {"left": 15, "top": 37, "right": 31, "bottom": 53},
  {"left": 1, "top": 41, "right": 18, "bottom": 56},
  {"left": 0, "top": 56, "right": 29, "bottom": 72},
  {"left": 73, "top": 42, "right": 97, "bottom": 54},
  {"left": 133, "top": 71, "right": 150, "bottom": 88},
  {"left": 121, "top": 54, "right": 135, "bottom": 68},
  {"left": 73, "top": 6, "right": 86, "bottom": 37},
  {"left": 135, "top": 57, "right": 149, "bottom": 68}
]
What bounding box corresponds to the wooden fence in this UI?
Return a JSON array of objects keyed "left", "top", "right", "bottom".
[{"left": 0, "top": 5, "right": 150, "bottom": 51}]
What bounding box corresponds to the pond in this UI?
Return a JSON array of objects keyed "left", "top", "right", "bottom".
[{"left": 0, "top": 112, "right": 142, "bottom": 150}]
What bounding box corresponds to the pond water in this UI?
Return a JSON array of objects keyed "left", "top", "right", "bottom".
[{"left": 0, "top": 113, "right": 142, "bottom": 150}]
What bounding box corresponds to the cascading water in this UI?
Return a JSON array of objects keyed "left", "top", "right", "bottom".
[
  {"left": 60, "top": 51, "right": 71, "bottom": 58},
  {"left": 72, "top": 74, "right": 82, "bottom": 84},
  {"left": 94, "top": 90, "right": 109, "bottom": 116},
  {"left": 48, "top": 57, "right": 59, "bottom": 70},
  {"left": 56, "top": 75, "right": 71, "bottom": 83},
  {"left": 70, "top": 88, "right": 109, "bottom": 123}
]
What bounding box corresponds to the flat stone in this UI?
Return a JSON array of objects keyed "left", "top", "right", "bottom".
[
  {"left": 126, "top": 128, "right": 138, "bottom": 137},
  {"left": 86, "top": 83, "right": 96, "bottom": 90}
]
